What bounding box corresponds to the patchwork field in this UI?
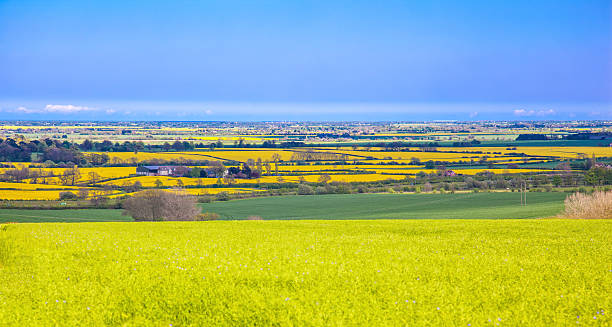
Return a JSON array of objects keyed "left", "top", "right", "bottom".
[
  {"left": 0, "top": 220, "right": 609, "bottom": 325},
  {"left": 2, "top": 136, "right": 608, "bottom": 201}
]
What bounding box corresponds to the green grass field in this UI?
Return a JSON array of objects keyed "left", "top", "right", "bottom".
[
  {"left": 0, "top": 208, "right": 130, "bottom": 223},
  {"left": 0, "top": 220, "right": 610, "bottom": 325},
  {"left": 0, "top": 192, "right": 567, "bottom": 223},
  {"left": 203, "top": 192, "right": 567, "bottom": 220}
]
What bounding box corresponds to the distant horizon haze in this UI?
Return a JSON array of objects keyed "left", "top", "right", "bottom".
[{"left": 0, "top": 100, "right": 609, "bottom": 121}]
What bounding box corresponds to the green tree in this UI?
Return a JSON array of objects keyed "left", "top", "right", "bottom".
[
  {"left": 190, "top": 167, "right": 202, "bottom": 178},
  {"left": 154, "top": 179, "right": 163, "bottom": 188}
]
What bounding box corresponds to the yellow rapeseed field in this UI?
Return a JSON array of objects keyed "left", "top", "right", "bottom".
[
  {"left": 445, "top": 146, "right": 611, "bottom": 158},
  {"left": 16, "top": 167, "right": 136, "bottom": 185},
  {"left": 0, "top": 190, "right": 67, "bottom": 200},
  {"left": 91, "top": 152, "right": 211, "bottom": 163},
  {"left": 1, "top": 220, "right": 609, "bottom": 325},
  {"left": 184, "top": 188, "right": 264, "bottom": 195},
  {"left": 311, "top": 146, "right": 611, "bottom": 160},
  {"left": 176, "top": 150, "right": 295, "bottom": 162},
  {"left": 0, "top": 182, "right": 77, "bottom": 190}
]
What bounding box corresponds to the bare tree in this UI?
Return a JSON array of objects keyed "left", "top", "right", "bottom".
[
  {"left": 160, "top": 190, "right": 201, "bottom": 221},
  {"left": 69, "top": 166, "right": 81, "bottom": 186},
  {"left": 122, "top": 189, "right": 201, "bottom": 221},
  {"left": 29, "top": 170, "right": 40, "bottom": 184},
  {"left": 264, "top": 161, "right": 272, "bottom": 175},
  {"left": 59, "top": 170, "right": 72, "bottom": 185},
  {"left": 223, "top": 174, "right": 235, "bottom": 186},
  {"left": 39, "top": 168, "right": 48, "bottom": 184},
  {"left": 88, "top": 171, "right": 100, "bottom": 186},
  {"left": 272, "top": 153, "right": 281, "bottom": 175},
  {"left": 77, "top": 188, "right": 89, "bottom": 200},
  {"left": 3, "top": 166, "right": 30, "bottom": 182},
  {"left": 318, "top": 174, "right": 331, "bottom": 184},
  {"left": 210, "top": 161, "right": 226, "bottom": 177},
  {"left": 256, "top": 158, "right": 263, "bottom": 174}
]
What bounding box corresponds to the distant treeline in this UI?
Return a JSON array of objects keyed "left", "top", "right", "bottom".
[{"left": 516, "top": 132, "right": 612, "bottom": 141}]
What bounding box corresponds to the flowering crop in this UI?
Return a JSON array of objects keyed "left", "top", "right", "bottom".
[{"left": 0, "top": 219, "right": 609, "bottom": 325}]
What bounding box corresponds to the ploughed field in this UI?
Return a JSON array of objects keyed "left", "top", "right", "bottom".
[
  {"left": 0, "top": 220, "right": 610, "bottom": 325},
  {"left": 0, "top": 192, "right": 566, "bottom": 223}
]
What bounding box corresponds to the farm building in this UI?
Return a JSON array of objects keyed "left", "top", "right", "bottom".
[
  {"left": 136, "top": 166, "right": 188, "bottom": 177},
  {"left": 136, "top": 165, "right": 222, "bottom": 178}
]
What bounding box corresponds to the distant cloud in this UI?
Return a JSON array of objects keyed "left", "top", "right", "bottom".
[
  {"left": 105, "top": 109, "right": 116, "bottom": 114},
  {"left": 536, "top": 109, "right": 556, "bottom": 116},
  {"left": 513, "top": 109, "right": 530, "bottom": 116},
  {"left": 14, "top": 106, "right": 37, "bottom": 114},
  {"left": 10, "top": 104, "right": 97, "bottom": 114},
  {"left": 205, "top": 109, "right": 213, "bottom": 115},
  {"left": 513, "top": 109, "right": 556, "bottom": 117},
  {"left": 44, "top": 104, "right": 96, "bottom": 113},
  {"left": 469, "top": 111, "right": 478, "bottom": 118}
]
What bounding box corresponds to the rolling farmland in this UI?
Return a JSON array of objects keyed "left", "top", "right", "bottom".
[
  {"left": 1, "top": 120, "right": 610, "bottom": 202},
  {"left": 2, "top": 1, "right": 611, "bottom": 324}
]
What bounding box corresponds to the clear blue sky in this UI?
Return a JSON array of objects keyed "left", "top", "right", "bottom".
[{"left": 0, "top": 0, "right": 610, "bottom": 120}]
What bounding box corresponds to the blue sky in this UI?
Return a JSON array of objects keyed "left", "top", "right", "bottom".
[{"left": 0, "top": 0, "right": 610, "bottom": 121}]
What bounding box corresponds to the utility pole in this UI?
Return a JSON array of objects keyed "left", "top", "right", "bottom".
[{"left": 520, "top": 181, "right": 527, "bottom": 206}]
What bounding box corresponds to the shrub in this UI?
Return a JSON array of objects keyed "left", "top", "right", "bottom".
[
  {"left": 89, "top": 194, "right": 109, "bottom": 207},
  {"left": 297, "top": 184, "right": 315, "bottom": 195},
  {"left": 77, "top": 188, "right": 89, "bottom": 200},
  {"left": 122, "top": 189, "right": 201, "bottom": 221},
  {"left": 246, "top": 215, "right": 263, "bottom": 220},
  {"left": 563, "top": 191, "right": 612, "bottom": 219},
  {"left": 59, "top": 192, "right": 77, "bottom": 200},
  {"left": 196, "top": 212, "right": 220, "bottom": 221},
  {"left": 198, "top": 196, "right": 213, "bottom": 203},
  {"left": 315, "top": 186, "right": 327, "bottom": 195},
  {"left": 215, "top": 192, "right": 230, "bottom": 201}
]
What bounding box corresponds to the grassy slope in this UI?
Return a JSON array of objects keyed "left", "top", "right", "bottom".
[
  {"left": 0, "top": 192, "right": 567, "bottom": 222},
  {"left": 0, "top": 220, "right": 610, "bottom": 325},
  {"left": 202, "top": 192, "right": 567, "bottom": 220}
]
